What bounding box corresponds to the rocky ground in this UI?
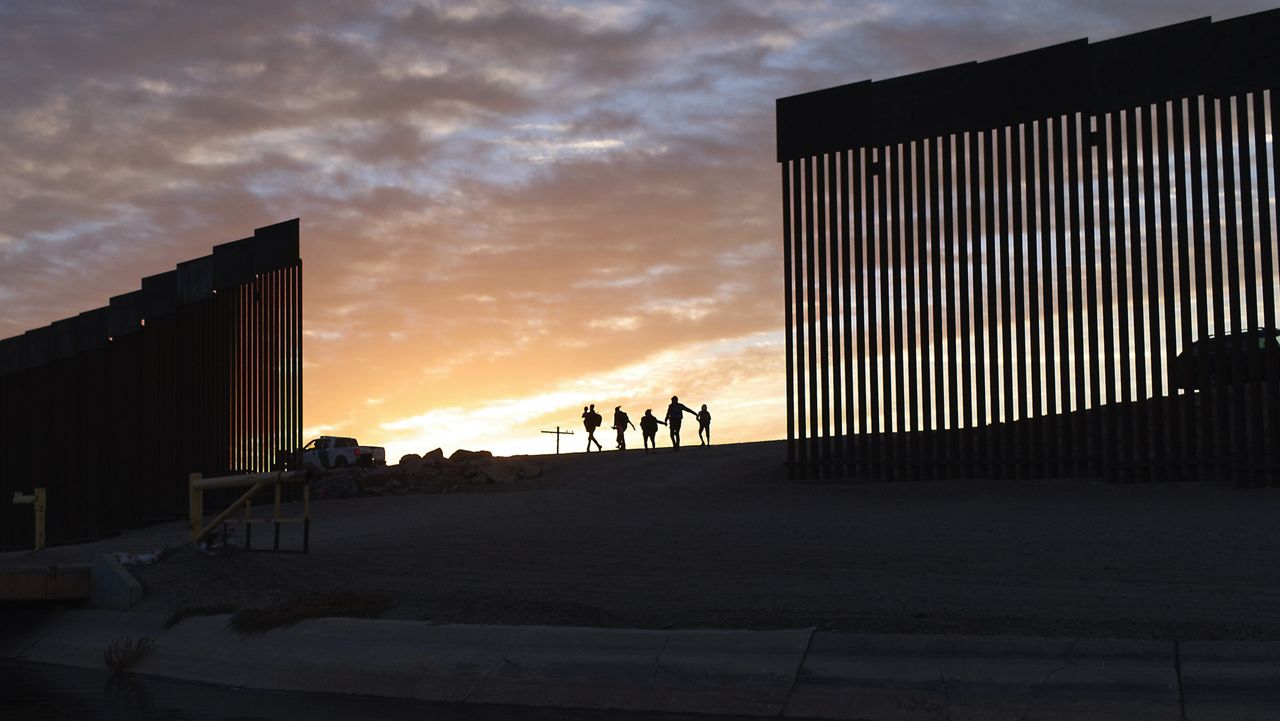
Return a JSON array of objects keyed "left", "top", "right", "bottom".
[{"left": 310, "top": 448, "right": 547, "bottom": 499}]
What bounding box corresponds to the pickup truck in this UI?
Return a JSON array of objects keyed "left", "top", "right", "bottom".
[{"left": 301, "top": 436, "right": 386, "bottom": 469}]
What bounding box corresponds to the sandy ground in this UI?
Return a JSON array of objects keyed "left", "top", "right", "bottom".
[{"left": 5, "top": 439, "right": 1280, "bottom": 640}]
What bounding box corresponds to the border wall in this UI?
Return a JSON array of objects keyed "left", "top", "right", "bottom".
[
  {"left": 0, "top": 219, "right": 302, "bottom": 547},
  {"left": 778, "top": 13, "right": 1280, "bottom": 482}
]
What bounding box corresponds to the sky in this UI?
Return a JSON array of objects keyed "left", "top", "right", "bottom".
[{"left": 2, "top": 0, "right": 1277, "bottom": 460}]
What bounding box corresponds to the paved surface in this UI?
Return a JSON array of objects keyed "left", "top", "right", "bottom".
[
  {"left": 5, "top": 440, "right": 1280, "bottom": 640},
  {"left": 3, "top": 610, "right": 1279, "bottom": 720}
]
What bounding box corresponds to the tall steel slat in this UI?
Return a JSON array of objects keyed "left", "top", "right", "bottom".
[
  {"left": 1053, "top": 114, "right": 1073, "bottom": 477},
  {"left": 295, "top": 260, "right": 304, "bottom": 466},
  {"left": 840, "top": 150, "right": 856, "bottom": 475},
  {"left": 829, "top": 152, "right": 846, "bottom": 475},
  {"left": 929, "top": 137, "right": 947, "bottom": 478},
  {"left": 1041, "top": 117, "right": 1060, "bottom": 475},
  {"left": 243, "top": 281, "right": 251, "bottom": 471},
  {"left": 1237, "top": 97, "right": 1259, "bottom": 357},
  {"left": 225, "top": 281, "right": 235, "bottom": 475},
  {"left": 1205, "top": 100, "right": 1226, "bottom": 338},
  {"left": 1173, "top": 98, "right": 1195, "bottom": 477},
  {"left": 997, "top": 126, "right": 1014, "bottom": 476},
  {"left": 1098, "top": 113, "right": 1118, "bottom": 475},
  {"left": 1220, "top": 97, "right": 1246, "bottom": 481},
  {"left": 872, "top": 145, "right": 889, "bottom": 475},
  {"left": 828, "top": 153, "right": 842, "bottom": 472},
  {"left": 254, "top": 274, "right": 261, "bottom": 471},
  {"left": 245, "top": 279, "right": 253, "bottom": 471},
  {"left": 904, "top": 141, "right": 921, "bottom": 479},
  {"left": 1029, "top": 120, "right": 1049, "bottom": 473},
  {"left": 236, "top": 281, "right": 243, "bottom": 472},
  {"left": 276, "top": 268, "right": 283, "bottom": 469},
  {"left": 264, "top": 271, "right": 272, "bottom": 471},
  {"left": 943, "top": 136, "right": 960, "bottom": 476},
  {"left": 260, "top": 272, "right": 268, "bottom": 471},
  {"left": 233, "top": 284, "right": 240, "bottom": 471},
  {"left": 280, "top": 269, "right": 287, "bottom": 472},
  {"left": 792, "top": 161, "right": 808, "bottom": 474},
  {"left": 1067, "top": 113, "right": 1087, "bottom": 476},
  {"left": 806, "top": 157, "right": 820, "bottom": 474},
  {"left": 1110, "top": 111, "right": 1133, "bottom": 479},
  {"left": 1204, "top": 99, "right": 1228, "bottom": 477},
  {"left": 1082, "top": 115, "right": 1101, "bottom": 476},
  {"left": 783, "top": 164, "right": 796, "bottom": 474},
  {"left": 240, "top": 281, "right": 247, "bottom": 472},
  {"left": 1189, "top": 97, "right": 1212, "bottom": 473},
  {"left": 865, "top": 147, "right": 885, "bottom": 473},
  {"left": 1258, "top": 92, "right": 1279, "bottom": 483},
  {"left": 262, "top": 272, "right": 270, "bottom": 470},
  {"left": 816, "top": 154, "right": 831, "bottom": 475},
  {"left": 264, "top": 273, "right": 271, "bottom": 471},
  {"left": 1156, "top": 100, "right": 1180, "bottom": 479},
  {"left": 1257, "top": 92, "right": 1278, "bottom": 339},
  {"left": 245, "top": 278, "right": 252, "bottom": 470},
  {"left": 1124, "top": 108, "right": 1147, "bottom": 478},
  {"left": 1121, "top": 108, "right": 1141, "bottom": 478},
  {"left": 1235, "top": 94, "right": 1262, "bottom": 484},
  {"left": 875, "top": 146, "right": 892, "bottom": 477},
  {"left": 889, "top": 143, "right": 906, "bottom": 478},
  {"left": 1269, "top": 89, "right": 1280, "bottom": 481},
  {"left": 1013, "top": 122, "right": 1034, "bottom": 476},
  {"left": 285, "top": 266, "right": 294, "bottom": 463},
  {"left": 1029, "top": 121, "right": 1046, "bottom": 475},
  {"left": 240, "top": 281, "right": 247, "bottom": 473},
  {"left": 1141, "top": 103, "right": 1162, "bottom": 480},
  {"left": 279, "top": 268, "right": 287, "bottom": 466},
  {"left": 1222, "top": 99, "right": 1244, "bottom": 340},
  {"left": 271, "top": 270, "right": 279, "bottom": 471},
  {"left": 915, "top": 139, "right": 933, "bottom": 476},
  {"left": 974, "top": 130, "right": 992, "bottom": 475},
  {"left": 957, "top": 132, "right": 972, "bottom": 476},
  {"left": 853, "top": 149, "right": 870, "bottom": 478}
]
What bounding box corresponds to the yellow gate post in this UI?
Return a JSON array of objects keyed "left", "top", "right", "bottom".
[
  {"left": 34, "top": 488, "right": 45, "bottom": 550},
  {"left": 187, "top": 469, "right": 309, "bottom": 549},
  {"left": 11, "top": 488, "right": 45, "bottom": 550},
  {"left": 189, "top": 473, "right": 203, "bottom": 542}
]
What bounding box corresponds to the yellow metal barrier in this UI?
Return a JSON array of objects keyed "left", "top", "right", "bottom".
[
  {"left": 189, "top": 471, "right": 310, "bottom": 552},
  {"left": 12, "top": 488, "right": 46, "bottom": 550}
]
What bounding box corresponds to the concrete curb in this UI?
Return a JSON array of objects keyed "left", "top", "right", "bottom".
[{"left": 2, "top": 611, "right": 1278, "bottom": 720}]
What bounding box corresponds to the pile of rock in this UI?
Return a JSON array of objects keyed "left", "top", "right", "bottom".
[{"left": 311, "top": 448, "right": 544, "bottom": 499}]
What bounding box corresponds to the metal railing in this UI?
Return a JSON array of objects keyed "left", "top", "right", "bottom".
[{"left": 189, "top": 470, "right": 310, "bottom": 552}]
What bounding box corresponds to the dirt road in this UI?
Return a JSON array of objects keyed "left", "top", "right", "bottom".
[{"left": 12, "top": 440, "right": 1280, "bottom": 640}]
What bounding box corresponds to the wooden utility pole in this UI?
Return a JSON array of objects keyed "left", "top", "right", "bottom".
[{"left": 541, "top": 426, "right": 574, "bottom": 454}]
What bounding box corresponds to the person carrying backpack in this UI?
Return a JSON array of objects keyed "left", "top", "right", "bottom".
[
  {"left": 583, "top": 404, "right": 603, "bottom": 452},
  {"left": 612, "top": 406, "right": 636, "bottom": 450}
]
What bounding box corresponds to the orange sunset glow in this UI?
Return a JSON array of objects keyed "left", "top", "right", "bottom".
[{"left": 4, "top": 1, "right": 1276, "bottom": 460}]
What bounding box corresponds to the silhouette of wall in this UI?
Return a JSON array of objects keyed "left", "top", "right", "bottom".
[
  {"left": 0, "top": 220, "right": 302, "bottom": 547},
  {"left": 777, "top": 12, "right": 1280, "bottom": 482}
]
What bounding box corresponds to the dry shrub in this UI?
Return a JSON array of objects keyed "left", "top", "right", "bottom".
[{"left": 103, "top": 636, "right": 153, "bottom": 673}]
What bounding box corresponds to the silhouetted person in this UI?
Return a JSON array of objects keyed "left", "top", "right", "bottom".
[
  {"left": 697, "top": 404, "right": 712, "bottom": 445},
  {"left": 583, "top": 404, "right": 603, "bottom": 452},
  {"left": 612, "top": 406, "right": 635, "bottom": 450},
  {"left": 664, "top": 395, "right": 697, "bottom": 450},
  {"left": 639, "top": 409, "right": 666, "bottom": 454}
]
